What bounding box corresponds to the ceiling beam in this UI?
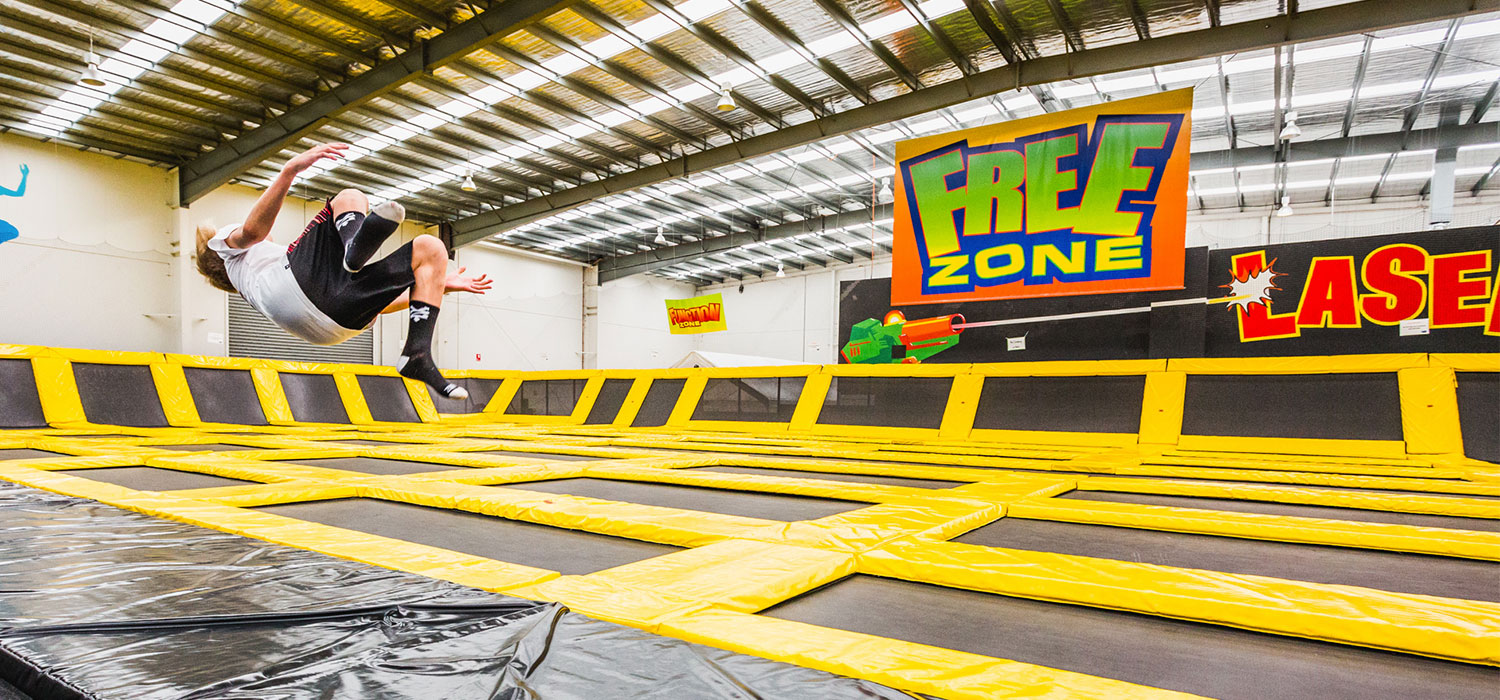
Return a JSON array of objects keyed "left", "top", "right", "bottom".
[
  {"left": 599, "top": 120, "right": 1499, "bottom": 282},
  {"left": 451, "top": 0, "right": 1496, "bottom": 247},
  {"left": 176, "top": 0, "right": 572, "bottom": 204},
  {"left": 598, "top": 204, "right": 894, "bottom": 282},
  {"left": 1191, "top": 120, "right": 1498, "bottom": 171}
]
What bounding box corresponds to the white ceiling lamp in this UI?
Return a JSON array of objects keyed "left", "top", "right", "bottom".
[
  {"left": 79, "top": 31, "right": 105, "bottom": 87},
  {"left": 654, "top": 226, "right": 667, "bottom": 245},
  {"left": 460, "top": 168, "right": 477, "bottom": 192},
  {"left": 775, "top": 263, "right": 785, "bottom": 278},
  {"left": 1279, "top": 110, "right": 1302, "bottom": 141},
  {"left": 877, "top": 178, "right": 893, "bottom": 203},
  {"left": 716, "top": 85, "right": 736, "bottom": 111},
  {"left": 1275, "top": 195, "right": 1294, "bottom": 217}
]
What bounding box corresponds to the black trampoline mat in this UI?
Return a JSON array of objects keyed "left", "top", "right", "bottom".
[
  {"left": 356, "top": 375, "right": 421, "bottom": 423},
  {"left": 584, "top": 378, "right": 634, "bottom": 425},
  {"left": 498, "top": 478, "right": 866, "bottom": 522},
  {"left": 279, "top": 373, "right": 349, "bottom": 424},
  {"left": 0, "top": 449, "right": 63, "bottom": 460},
  {"left": 0, "top": 358, "right": 46, "bottom": 428},
  {"left": 54, "top": 467, "right": 255, "bottom": 491},
  {"left": 1062, "top": 490, "right": 1500, "bottom": 533},
  {"left": 255, "top": 499, "right": 681, "bottom": 575},
  {"left": 290, "top": 457, "right": 463, "bottom": 475},
  {"left": 764, "top": 575, "right": 1500, "bottom": 700},
  {"left": 71, "top": 363, "right": 169, "bottom": 428},
  {"left": 153, "top": 444, "right": 256, "bottom": 452},
  {"left": 693, "top": 466, "right": 969, "bottom": 490},
  {"left": 954, "top": 517, "right": 1500, "bottom": 602},
  {"left": 182, "top": 367, "right": 267, "bottom": 426},
  {"left": 480, "top": 450, "right": 600, "bottom": 462}
]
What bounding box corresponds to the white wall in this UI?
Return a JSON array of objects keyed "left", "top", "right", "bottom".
[
  {"left": 596, "top": 274, "right": 697, "bottom": 368},
  {"left": 694, "top": 270, "right": 842, "bottom": 363},
  {"left": 375, "top": 242, "right": 586, "bottom": 371},
  {"left": 0, "top": 134, "right": 177, "bottom": 352},
  {"left": 0, "top": 133, "right": 585, "bottom": 370}
]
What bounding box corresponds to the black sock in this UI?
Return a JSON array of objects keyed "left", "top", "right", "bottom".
[
  {"left": 343, "top": 201, "right": 404, "bottom": 273},
  {"left": 332, "top": 210, "right": 365, "bottom": 245},
  {"left": 396, "top": 301, "right": 467, "bottom": 399}
]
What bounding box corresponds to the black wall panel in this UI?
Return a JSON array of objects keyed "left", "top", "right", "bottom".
[
  {"left": 974, "top": 376, "right": 1146, "bottom": 433},
  {"left": 1182, "top": 373, "right": 1403, "bottom": 441}
]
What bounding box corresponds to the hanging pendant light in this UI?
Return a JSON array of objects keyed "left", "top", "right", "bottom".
[
  {"left": 1275, "top": 195, "right": 1293, "bottom": 217},
  {"left": 654, "top": 226, "right": 667, "bottom": 245},
  {"left": 1279, "top": 111, "right": 1301, "bottom": 141},
  {"left": 716, "top": 85, "right": 735, "bottom": 112},
  {"left": 877, "top": 178, "right": 893, "bottom": 203},
  {"left": 79, "top": 31, "right": 105, "bottom": 87},
  {"left": 460, "top": 168, "right": 477, "bottom": 192},
  {"left": 775, "top": 263, "right": 785, "bottom": 278}
]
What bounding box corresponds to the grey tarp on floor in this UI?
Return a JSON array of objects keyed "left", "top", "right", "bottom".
[{"left": 0, "top": 482, "right": 915, "bottom": 700}]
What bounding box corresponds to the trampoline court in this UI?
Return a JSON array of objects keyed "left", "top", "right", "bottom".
[{"left": 0, "top": 348, "right": 1496, "bottom": 699}]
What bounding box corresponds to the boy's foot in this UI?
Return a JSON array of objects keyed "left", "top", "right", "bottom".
[{"left": 396, "top": 352, "right": 467, "bottom": 400}]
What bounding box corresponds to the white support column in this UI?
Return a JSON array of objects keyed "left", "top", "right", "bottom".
[
  {"left": 169, "top": 169, "right": 229, "bottom": 357},
  {"left": 582, "top": 265, "right": 600, "bottom": 369}
]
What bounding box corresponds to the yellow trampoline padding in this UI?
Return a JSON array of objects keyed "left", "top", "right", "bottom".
[
  {"left": 183, "top": 482, "right": 358, "bottom": 507},
  {"left": 1398, "top": 367, "right": 1465, "bottom": 455},
  {"left": 150, "top": 363, "right": 200, "bottom": 426},
  {"left": 571, "top": 539, "right": 855, "bottom": 614},
  {"left": 1175, "top": 435, "right": 1409, "bottom": 459},
  {"left": 1167, "top": 354, "right": 1425, "bottom": 374},
  {"left": 1430, "top": 353, "right": 1500, "bottom": 371},
  {"left": 31, "top": 357, "right": 85, "bottom": 425},
  {"left": 740, "top": 500, "right": 1000, "bottom": 553},
  {"left": 660, "top": 609, "right": 1200, "bottom": 700},
  {"left": 334, "top": 373, "right": 375, "bottom": 424},
  {"left": 5, "top": 454, "right": 142, "bottom": 470},
  {"left": 969, "top": 428, "right": 1138, "bottom": 447},
  {"left": 506, "top": 576, "right": 714, "bottom": 629},
  {"left": 50, "top": 347, "right": 166, "bottom": 365},
  {"left": 1075, "top": 478, "right": 1500, "bottom": 518},
  {"left": 1008, "top": 498, "right": 1500, "bottom": 561},
  {"left": 862, "top": 539, "right": 1500, "bottom": 664},
  {"left": 251, "top": 367, "right": 296, "bottom": 423},
  {"left": 1102, "top": 466, "right": 1492, "bottom": 494},
  {"left": 971, "top": 359, "right": 1167, "bottom": 376},
  {"left": 1139, "top": 371, "right": 1187, "bottom": 445},
  {"left": 357, "top": 479, "right": 771, "bottom": 548}
]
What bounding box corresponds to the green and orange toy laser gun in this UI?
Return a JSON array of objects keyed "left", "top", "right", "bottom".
[{"left": 840, "top": 311, "right": 964, "bottom": 364}]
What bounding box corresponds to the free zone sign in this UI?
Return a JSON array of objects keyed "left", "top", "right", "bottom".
[{"left": 892, "top": 89, "right": 1191, "bottom": 305}]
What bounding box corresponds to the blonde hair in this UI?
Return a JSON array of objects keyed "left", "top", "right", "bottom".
[{"left": 195, "top": 224, "right": 236, "bottom": 293}]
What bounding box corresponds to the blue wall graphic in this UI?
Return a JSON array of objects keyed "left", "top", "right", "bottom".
[{"left": 0, "top": 164, "right": 27, "bottom": 245}]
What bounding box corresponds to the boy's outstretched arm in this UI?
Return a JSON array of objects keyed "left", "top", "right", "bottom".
[
  {"left": 227, "top": 143, "right": 348, "bottom": 248},
  {"left": 378, "top": 267, "right": 493, "bottom": 315}
]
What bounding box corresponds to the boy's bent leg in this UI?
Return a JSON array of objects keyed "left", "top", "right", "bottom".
[
  {"left": 395, "top": 234, "right": 467, "bottom": 399},
  {"left": 342, "top": 201, "right": 405, "bottom": 273},
  {"left": 328, "top": 188, "right": 369, "bottom": 249}
]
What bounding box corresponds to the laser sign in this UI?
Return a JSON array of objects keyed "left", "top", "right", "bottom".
[{"left": 892, "top": 89, "right": 1192, "bottom": 305}]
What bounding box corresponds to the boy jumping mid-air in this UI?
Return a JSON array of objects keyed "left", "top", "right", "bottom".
[{"left": 194, "top": 143, "right": 490, "bottom": 399}]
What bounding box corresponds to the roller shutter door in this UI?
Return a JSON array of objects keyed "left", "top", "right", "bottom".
[{"left": 227, "top": 294, "right": 373, "bottom": 364}]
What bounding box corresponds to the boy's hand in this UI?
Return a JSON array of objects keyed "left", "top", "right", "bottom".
[
  {"left": 444, "top": 267, "right": 492, "bottom": 295},
  {"left": 282, "top": 143, "right": 348, "bottom": 175}
]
